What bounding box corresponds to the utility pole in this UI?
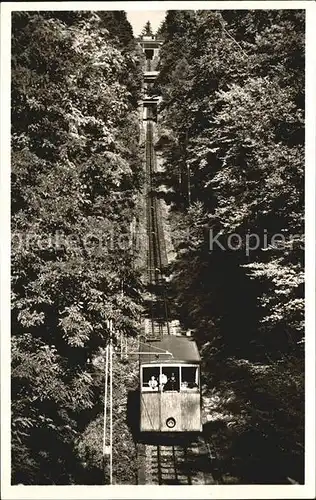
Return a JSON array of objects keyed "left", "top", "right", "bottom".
[
  {"left": 109, "top": 338, "right": 113, "bottom": 485},
  {"left": 102, "top": 345, "right": 109, "bottom": 483},
  {"left": 103, "top": 319, "right": 114, "bottom": 485},
  {"left": 185, "top": 129, "right": 191, "bottom": 207}
]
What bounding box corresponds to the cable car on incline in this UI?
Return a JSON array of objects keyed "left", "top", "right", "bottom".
[{"left": 139, "top": 335, "right": 202, "bottom": 433}]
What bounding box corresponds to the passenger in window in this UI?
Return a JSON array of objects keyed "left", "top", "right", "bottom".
[
  {"left": 164, "top": 372, "right": 179, "bottom": 392},
  {"left": 159, "top": 372, "right": 167, "bottom": 389},
  {"left": 148, "top": 375, "right": 158, "bottom": 391}
]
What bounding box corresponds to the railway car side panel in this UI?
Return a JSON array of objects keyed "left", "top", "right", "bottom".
[
  {"left": 140, "top": 393, "right": 160, "bottom": 431},
  {"left": 160, "top": 393, "right": 181, "bottom": 431},
  {"left": 181, "top": 393, "right": 201, "bottom": 432}
]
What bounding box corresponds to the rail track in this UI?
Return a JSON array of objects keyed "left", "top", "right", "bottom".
[
  {"left": 137, "top": 111, "right": 221, "bottom": 485},
  {"left": 145, "top": 116, "right": 170, "bottom": 339},
  {"left": 137, "top": 436, "right": 221, "bottom": 485}
]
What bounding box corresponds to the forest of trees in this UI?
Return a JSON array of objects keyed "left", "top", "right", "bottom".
[
  {"left": 11, "top": 10, "right": 143, "bottom": 484},
  {"left": 155, "top": 10, "right": 305, "bottom": 483},
  {"left": 11, "top": 8, "right": 305, "bottom": 486}
]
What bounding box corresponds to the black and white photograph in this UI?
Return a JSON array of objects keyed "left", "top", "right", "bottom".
[{"left": 1, "top": 1, "right": 315, "bottom": 498}]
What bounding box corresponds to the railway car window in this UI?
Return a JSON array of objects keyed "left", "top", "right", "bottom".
[
  {"left": 161, "top": 366, "right": 180, "bottom": 392},
  {"left": 181, "top": 366, "right": 199, "bottom": 392},
  {"left": 142, "top": 366, "right": 159, "bottom": 391}
]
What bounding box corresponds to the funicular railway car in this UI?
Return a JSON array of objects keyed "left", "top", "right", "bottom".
[{"left": 139, "top": 336, "right": 202, "bottom": 433}]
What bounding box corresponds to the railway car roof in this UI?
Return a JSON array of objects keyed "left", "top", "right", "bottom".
[{"left": 139, "top": 335, "right": 200, "bottom": 364}]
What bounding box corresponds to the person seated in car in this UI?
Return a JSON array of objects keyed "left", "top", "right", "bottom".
[
  {"left": 163, "top": 372, "right": 179, "bottom": 392},
  {"left": 148, "top": 375, "right": 158, "bottom": 391},
  {"left": 159, "top": 372, "right": 167, "bottom": 390}
]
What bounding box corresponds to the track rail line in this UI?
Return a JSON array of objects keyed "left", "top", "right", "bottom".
[
  {"left": 137, "top": 111, "right": 221, "bottom": 485},
  {"left": 137, "top": 438, "right": 219, "bottom": 485},
  {"left": 145, "top": 117, "right": 170, "bottom": 338}
]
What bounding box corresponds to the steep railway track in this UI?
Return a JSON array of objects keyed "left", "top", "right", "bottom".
[
  {"left": 145, "top": 117, "right": 170, "bottom": 338},
  {"left": 137, "top": 112, "right": 221, "bottom": 485},
  {"left": 137, "top": 438, "right": 220, "bottom": 485}
]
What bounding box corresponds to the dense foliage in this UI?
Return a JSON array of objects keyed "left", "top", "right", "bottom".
[
  {"left": 11, "top": 11, "right": 143, "bottom": 484},
  {"left": 155, "top": 10, "right": 305, "bottom": 483},
  {"left": 11, "top": 9, "right": 305, "bottom": 486}
]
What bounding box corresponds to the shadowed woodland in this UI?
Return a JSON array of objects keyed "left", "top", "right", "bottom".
[{"left": 11, "top": 10, "right": 304, "bottom": 485}]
